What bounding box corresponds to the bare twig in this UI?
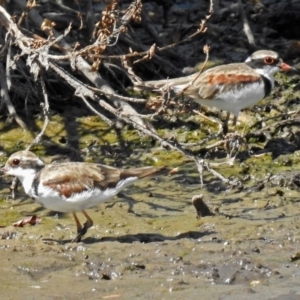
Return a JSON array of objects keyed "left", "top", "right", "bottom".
[
  {"left": 238, "top": 0, "right": 256, "bottom": 47},
  {"left": 80, "top": 95, "right": 114, "bottom": 126},
  {"left": 0, "top": 62, "right": 27, "bottom": 129},
  {"left": 26, "top": 75, "right": 50, "bottom": 150},
  {"left": 176, "top": 45, "right": 211, "bottom": 95}
]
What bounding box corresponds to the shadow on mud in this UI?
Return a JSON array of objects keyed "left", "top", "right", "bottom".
[
  {"left": 43, "top": 230, "right": 215, "bottom": 245},
  {"left": 85, "top": 230, "right": 215, "bottom": 244}
]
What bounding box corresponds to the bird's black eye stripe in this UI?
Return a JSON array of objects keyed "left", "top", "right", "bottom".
[{"left": 12, "top": 159, "right": 21, "bottom": 166}]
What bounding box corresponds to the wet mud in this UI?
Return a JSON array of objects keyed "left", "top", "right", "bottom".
[{"left": 1, "top": 158, "right": 300, "bottom": 299}]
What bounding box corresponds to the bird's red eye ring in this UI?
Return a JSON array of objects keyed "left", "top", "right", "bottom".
[
  {"left": 264, "top": 56, "right": 274, "bottom": 64},
  {"left": 12, "top": 159, "right": 20, "bottom": 166}
]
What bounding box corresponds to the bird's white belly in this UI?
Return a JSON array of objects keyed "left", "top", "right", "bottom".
[
  {"left": 194, "top": 81, "right": 266, "bottom": 116},
  {"left": 33, "top": 177, "right": 138, "bottom": 212}
]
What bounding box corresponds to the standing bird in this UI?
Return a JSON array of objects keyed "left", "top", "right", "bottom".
[
  {"left": 2, "top": 151, "right": 177, "bottom": 242},
  {"left": 136, "top": 50, "right": 294, "bottom": 129}
]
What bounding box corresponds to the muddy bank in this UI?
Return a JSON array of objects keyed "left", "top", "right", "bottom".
[{"left": 1, "top": 159, "right": 300, "bottom": 299}]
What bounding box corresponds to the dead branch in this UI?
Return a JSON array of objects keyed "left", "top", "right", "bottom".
[{"left": 13, "top": 0, "right": 152, "bottom": 131}]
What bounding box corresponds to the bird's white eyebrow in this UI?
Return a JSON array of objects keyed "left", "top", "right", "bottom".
[{"left": 246, "top": 54, "right": 278, "bottom": 62}]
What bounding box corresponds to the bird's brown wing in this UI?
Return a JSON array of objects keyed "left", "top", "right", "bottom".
[
  {"left": 137, "top": 63, "right": 262, "bottom": 100},
  {"left": 185, "top": 63, "right": 262, "bottom": 99},
  {"left": 40, "top": 163, "right": 176, "bottom": 198},
  {"left": 40, "top": 163, "right": 110, "bottom": 197}
]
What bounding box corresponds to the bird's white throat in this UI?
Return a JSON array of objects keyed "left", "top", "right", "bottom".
[
  {"left": 253, "top": 67, "right": 279, "bottom": 89},
  {"left": 8, "top": 166, "right": 38, "bottom": 197}
]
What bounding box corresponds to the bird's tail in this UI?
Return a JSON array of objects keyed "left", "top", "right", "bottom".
[{"left": 120, "top": 166, "right": 178, "bottom": 180}]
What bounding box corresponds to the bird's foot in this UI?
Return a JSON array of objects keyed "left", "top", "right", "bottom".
[{"left": 71, "top": 221, "right": 90, "bottom": 243}]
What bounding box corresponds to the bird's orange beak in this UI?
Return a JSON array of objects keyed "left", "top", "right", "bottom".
[{"left": 280, "top": 62, "right": 295, "bottom": 72}]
